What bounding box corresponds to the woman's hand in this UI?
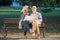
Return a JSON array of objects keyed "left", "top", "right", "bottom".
[{"left": 18, "top": 26, "right": 22, "bottom": 29}]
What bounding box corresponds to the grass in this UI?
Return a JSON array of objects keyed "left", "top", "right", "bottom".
[
  {"left": 0, "top": 7, "right": 60, "bottom": 16},
  {"left": 42, "top": 10, "right": 60, "bottom": 16}
]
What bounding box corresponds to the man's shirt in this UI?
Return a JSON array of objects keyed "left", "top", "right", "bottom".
[{"left": 30, "top": 12, "right": 42, "bottom": 22}]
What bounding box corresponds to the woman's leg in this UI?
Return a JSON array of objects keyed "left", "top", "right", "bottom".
[
  {"left": 23, "top": 25, "right": 29, "bottom": 36},
  {"left": 21, "top": 21, "right": 30, "bottom": 37}
]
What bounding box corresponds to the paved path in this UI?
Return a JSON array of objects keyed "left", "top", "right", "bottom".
[
  {"left": 0, "top": 32, "right": 60, "bottom": 40},
  {"left": 0, "top": 35, "right": 60, "bottom": 40},
  {"left": 0, "top": 37, "right": 60, "bottom": 40}
]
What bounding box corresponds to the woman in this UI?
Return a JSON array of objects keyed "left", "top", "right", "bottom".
[{"left": 19, "top": 5, "right": 30, "bottom": 38}]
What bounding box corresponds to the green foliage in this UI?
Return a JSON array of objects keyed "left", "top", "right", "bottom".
[
  {"left": 0, "top": 0, "right": 13, "bottom": 6},
  {"left": 0, "top": 7, "right": 60, "bottom": 16},
  {"left": 41, "top": 7, "right": 54, "bottom": 13}
]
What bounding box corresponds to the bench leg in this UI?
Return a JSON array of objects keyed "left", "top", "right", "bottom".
[
  {"left": 3, "top": 28, "right": 7, "bottom": 38},
  {"left": 43, "top": 28, "right": 46, "bottom": 38},
  {"left": 3, "top": 24, "right": 7, "bottom": 38}
]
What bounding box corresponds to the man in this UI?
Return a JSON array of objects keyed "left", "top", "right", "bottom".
[{"left": 30, "top": 6, "right": 42, "bottom": 38}]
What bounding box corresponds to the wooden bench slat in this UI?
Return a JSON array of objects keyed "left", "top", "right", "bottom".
[
  {"left": 3, "top": 26, "right": 18, "bottom": 28},
  {"left": 3, "top": 18, "right": 20, "bottom": 29},
  {"left": 3, "top": 18, "right": 20, "bottom": 23},
  {"left": 4, "top": 22, "right": 19, "bottom": 23}
]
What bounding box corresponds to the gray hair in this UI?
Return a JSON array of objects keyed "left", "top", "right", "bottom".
[{"left": 32, "top": 6, "right": 37, "bottom": 9}]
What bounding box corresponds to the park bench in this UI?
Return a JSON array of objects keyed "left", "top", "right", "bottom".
[{"left": 3, "top": 18, "right": 46, "bottom": 38}]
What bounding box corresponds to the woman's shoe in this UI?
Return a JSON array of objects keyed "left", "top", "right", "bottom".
[
  {"left": 29, "top": 29, "right": 32, "bottom": 34},
  {"left": 24, "top": 36, "right": 27, "bottom": 38}
]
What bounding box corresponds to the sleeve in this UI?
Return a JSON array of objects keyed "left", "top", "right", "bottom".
[
  {"left": 19, "top": 13, "right": 23, "bottom": 29},
  {"left": 38, "top": 13, "right": 42, "bottom": 22}
]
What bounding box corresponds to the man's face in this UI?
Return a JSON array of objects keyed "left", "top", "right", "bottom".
[{"left": 32, "top": 7, "right": 37, "bottom": 13}]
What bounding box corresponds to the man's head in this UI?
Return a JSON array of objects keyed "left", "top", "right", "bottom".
[{"left": 32, "top": 6, "right": 37, "bottom": 13}]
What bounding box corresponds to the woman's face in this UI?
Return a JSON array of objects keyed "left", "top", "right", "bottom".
[
  {"left": 32, "top": 6, "right": 37, "bottom": 13},
  {"left": 24, "top": 6, "right": 28, "bottom": 14}
]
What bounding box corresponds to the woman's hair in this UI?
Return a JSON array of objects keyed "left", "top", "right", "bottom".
[{"left": 21, "top": 5, "right": 28, "bottom": 12}]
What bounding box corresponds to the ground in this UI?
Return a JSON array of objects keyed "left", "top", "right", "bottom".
[
  {"left": 0, "top": 32, "right": 60, "bottom": 40},
  {"left": 0, "top": 36, "right": 60, "bottom": 40}
]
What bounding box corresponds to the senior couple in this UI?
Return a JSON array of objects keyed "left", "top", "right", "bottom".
[{"left": 19, "top": 5, "right": 42, "bottom": 38}]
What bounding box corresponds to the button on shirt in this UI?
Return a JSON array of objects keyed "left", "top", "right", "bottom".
[{"left": 30, "top": 12, "right": 42, "bottom": 23}]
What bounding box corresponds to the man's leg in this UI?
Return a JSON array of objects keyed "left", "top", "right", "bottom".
[
  {"left": 36, "top": 21, "right": 41, "bottom": 38},
  {"left": 31, "top": 20, "right": 37, "bottom": 36},
  {"left": 36, "top": 24, "right": 40, "bottom": 36}
]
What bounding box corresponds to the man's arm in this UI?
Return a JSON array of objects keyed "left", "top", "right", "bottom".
[{"left": 38, "top": 13, "right": 42, "bottom": 22}]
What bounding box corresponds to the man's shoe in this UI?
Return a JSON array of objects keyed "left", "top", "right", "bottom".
[
  {"left": 37, "top": 36, "right": 40, "bottom": 39},
  {"left": 32, "top": 33, "right": 35, "bottom": 36}
]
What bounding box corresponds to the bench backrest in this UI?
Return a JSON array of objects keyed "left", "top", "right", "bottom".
[
  {"left": 3, "top": 18, "right": 20, "bottom": 28},
  {"left": 3, "top": 18, "right": 46, "bottom": 28},
  {"left": 4, "top": 18, "right": 20, "bottom": 23}
]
